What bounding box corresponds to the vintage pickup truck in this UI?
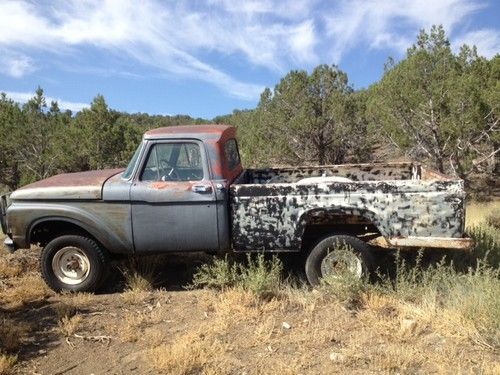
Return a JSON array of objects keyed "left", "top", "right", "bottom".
[{"left": 0, "top": 125, "right": 472, "bottom": 292}]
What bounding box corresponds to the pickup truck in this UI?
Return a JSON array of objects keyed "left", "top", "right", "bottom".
[{"left": 0, "top": 125, "right": 472, "bottom": 292}]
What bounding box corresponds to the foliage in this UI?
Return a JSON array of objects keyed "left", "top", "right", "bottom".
[
  {"left": 372, "top": 253, "right": 500, "bottom": 347},
  {"left": 217, "top": 65, "right": 372, "bottom": 167},
  {"left": 0, "top": 90, "right": 207, "bottom": 190},
  {"left": 192, "top": 254, "right": 283, "bottom": 298},
  {"left": 367, "top": 25, "right": 499, "bottom": 178},
  {"left": 0, "top": 25, "right": 498, "bottom": 190}
]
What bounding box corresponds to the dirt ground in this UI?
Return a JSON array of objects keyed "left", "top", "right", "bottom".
[{"left": 1, "top": 243, "right": 498, "bottom": 375}]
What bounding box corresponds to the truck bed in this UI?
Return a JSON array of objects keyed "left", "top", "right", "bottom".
[{"left": 229, "top": 162, "right": 468, "bottom": 251}]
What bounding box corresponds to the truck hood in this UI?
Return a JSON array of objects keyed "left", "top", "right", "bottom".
[{"left": 10, "top": 169, "right": 124, "bottom": 200}]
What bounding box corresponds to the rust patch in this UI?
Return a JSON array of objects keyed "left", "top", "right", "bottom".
[
  {"left": 387, "top": 236, "right": 473, "bottom": 250},
  {"left": 18, "top": 169, "right": 124, "bottom": 190},
  {"left": 148, "top": 181, "right": 195, "bottom": 191},
  {"left": 144, "top": 124, "right": 233, "bottom": 138}
]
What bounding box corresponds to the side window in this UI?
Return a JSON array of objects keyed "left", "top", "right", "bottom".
[
  {"left": 141, "top": 142, "right": 204, "bottom": 182},
  {"left": 224, "top": 139, "right": 240, "bottom": 170}
]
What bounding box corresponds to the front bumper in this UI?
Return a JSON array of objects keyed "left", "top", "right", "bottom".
[{"left": 3, "top": 237, "right": 16, "bottom": 253}]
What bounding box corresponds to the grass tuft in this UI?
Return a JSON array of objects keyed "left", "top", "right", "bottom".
[
  {"left": 57, "top": 315, "right": 82, "bottom": 337},
  {"left": 192, "top": 253, "right": 283, "bottom": 299},
  {"left": 120, "top": 256, "right": 160, "bottom": 292},
  {"left": 0, "top": 354, "right": 17, "bottom": 375}
]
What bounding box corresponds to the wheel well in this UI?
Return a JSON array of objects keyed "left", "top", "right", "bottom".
[
  {"left": 30, "top": 220, "right": 96, "bottom": 248},
  {"left": 300, "top": 212, "right": 381, "bottom": 251}
]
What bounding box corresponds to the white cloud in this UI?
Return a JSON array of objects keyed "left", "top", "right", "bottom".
[
  {"left": 1, "top": 90, "right": 89, "bottom": 112},
  {"left": 323, "top": 0, "right": 487, "bottom": 62},
  {"left": 287, "top": 20, "right": 318, "bottom": 64},
  {"left": 454, "top": 29, "right": 500, "bottom": 58},
  {"left": 0, "top": 0, "right": 496, "bottom": 99},
  {"left": 0, "top": 0, "right": 320, "bottom": 100},
  {"left": 0, "top": 52, "right": 35, "bottom": 78}
]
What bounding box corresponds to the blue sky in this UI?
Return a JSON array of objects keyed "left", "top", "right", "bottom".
[{"left": 0, "top": 0, "right": 499, "bottom": 119}]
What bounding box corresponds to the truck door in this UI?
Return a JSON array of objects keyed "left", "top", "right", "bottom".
[{"left": 130, "top": 140, "right": 219, "bottom": 252}]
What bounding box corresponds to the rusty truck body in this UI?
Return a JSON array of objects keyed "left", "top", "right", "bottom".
[{"left": 0, "top": 125, "right": 472, "bottom": 292}]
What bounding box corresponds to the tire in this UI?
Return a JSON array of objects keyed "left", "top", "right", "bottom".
[
  {"left": 305, "top": 234, "right": 374, "bottom": 286},
  {"left": 40, "top": 234, "right": 109, "bottom": 293}
]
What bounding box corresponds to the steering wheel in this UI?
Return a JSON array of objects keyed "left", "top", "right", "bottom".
[{"left": 159, "top": 159, "right": 180, "bottom": 181}]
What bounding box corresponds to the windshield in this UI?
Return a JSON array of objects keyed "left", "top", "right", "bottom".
[{"left": 122, "top": 143, "right": 143, "bottom": 179}]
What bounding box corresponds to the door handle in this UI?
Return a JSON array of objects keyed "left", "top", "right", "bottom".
[{"left": 192, "top": 185, "right": 213, "bottom": 194}]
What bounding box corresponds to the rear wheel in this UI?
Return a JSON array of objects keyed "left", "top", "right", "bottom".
[
  {"left": 305, "top": 234, "right": 374, "bottom": 286},
  {"left": 40, "top": 235, "right": 109, "bottom": 293}
]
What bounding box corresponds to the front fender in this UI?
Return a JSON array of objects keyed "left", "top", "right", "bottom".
[{"left": 8, "top": 201, "right": 133, "bottom": 254}]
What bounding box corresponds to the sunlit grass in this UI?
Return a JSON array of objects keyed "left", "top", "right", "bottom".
[{"left": 466, "top": 199, "right": 500, "bottom": 228}]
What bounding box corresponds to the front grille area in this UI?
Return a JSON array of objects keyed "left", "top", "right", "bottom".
[{"left": 0, "top": 194, "right": 9, "bottom": 235}]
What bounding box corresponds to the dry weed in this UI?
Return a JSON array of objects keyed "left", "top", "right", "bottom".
[
  {"left": 0, "top": 259, "right": 22, "bottom": 279},
  {"left": 0, "top": 275, "right": 52, "bottom": 307},
  {"left": 0, "top": 354, "right": 17, "bottom": 375},
  {"left": 52, "top": 302, "right": 77, "bottom": 320},
  {"left": 373, "top": 343, "right": 426, "bottom": 373},
  {"left": 58, "top": 315, "right": 82, "bottom": 337},
  {"left": 60, "top": 292, "right": 94, "bottom": 308},
  {"left": 0, "top": 319, "right": 31, "bottom": 353},
  {"left": 466, "top": 200, "right": 500, "bottom": 227},
  {"left": 149, "top": 330, "right": 228, "bottom": 375},
  {"left": 117, "top": 311, "right": 147, "bottom": 343},
  {"left": 121, "top": 289, "right": 149, "bottom": 304}
]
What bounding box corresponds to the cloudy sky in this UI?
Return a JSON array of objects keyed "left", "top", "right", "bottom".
[{"left": 0, "top": 0, "right": 498, "bottom": 118}]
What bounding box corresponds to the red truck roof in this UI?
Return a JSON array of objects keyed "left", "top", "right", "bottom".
[{"left": 144, "top": 124, "right": 233, "bottom": 141}]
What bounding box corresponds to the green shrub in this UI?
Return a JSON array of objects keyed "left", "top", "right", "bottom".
[
  {"left": 485, "top": 211, "right": 500, "bottom": 229},
  {"left": 467, "top": 224, "right": 500, "bottom": 269},
  {"left": 191, "top": 256, "right": 238, "bottom": 290},
  {"left": 373, "top": 252, "right": 500, "bottom": 347},
  {"left": 237, "top": 253, "right": 283, "bottom": 298},
  {"left": 318, "top": 243, "right": 368, "bottom": 308},
  {"left": 192, "top": 254, "right": 283, "bottom": 299}
]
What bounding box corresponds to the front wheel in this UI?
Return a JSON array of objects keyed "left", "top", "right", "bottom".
[
  {"left": 40, "top": 235, "right": 109, "bottom": 293},
  {"left": 305, "top": 235, "right": 374, "bottom": 286}
]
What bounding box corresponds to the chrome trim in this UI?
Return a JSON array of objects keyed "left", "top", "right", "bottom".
[{"left": 3, "top": 237, "right": 15, "bottom": 253}]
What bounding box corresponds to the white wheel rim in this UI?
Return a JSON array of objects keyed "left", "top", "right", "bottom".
[
  {"left": 52, "top": 247, "right": 91, "bottom": 285},
  {"left": 320, "top": 247, "right": 363, "bottom": 279}
]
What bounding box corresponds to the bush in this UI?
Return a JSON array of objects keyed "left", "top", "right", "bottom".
[
  {"left": 237, "top": 253, "right": 283, "bottom": 298},
  {"left": 191, "top": 256, "right": 239, "bottom": 290},
  {"left": 192, "top": 254, "right": 283, "bottom": 299},
  {"left": 486, "top": 211, "right": 500, "bottom": 229},
  {"left": 467, "top": 224, "right": 500, "bottom": 269},
  {"left": 372, "top": 253, "right": 500, "bottom": 348},
  {"left": 318, "top": 243, "right": 368, "bottom": 308}
]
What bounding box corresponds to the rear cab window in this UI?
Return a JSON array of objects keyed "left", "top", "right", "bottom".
[{"left": 224, "top": 139, "right": 241, "bottom": 171}]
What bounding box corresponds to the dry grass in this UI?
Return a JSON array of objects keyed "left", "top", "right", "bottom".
[
  {"left": 116, "top": 311, "right": 148, "bottom": 343},
  {"left": 0, "top": 259, "right": 22, "bottom": 279},
  {"left": 0, "top": 354, "right": 17, "bottom": 375},
  {"left": 466, "top": 199, "right": 500, "bottom": 228},
  {"left": 0, "top": 319, "right": 31, "bottom": 353},
  {"left": 57, "top": 315, "right": 82, "bottom": 337},
  {"left": 149, "top": 331, "right": 229, "bottom": 375},
  {"left": 121, "top": 257, "right": 160, "bottom": 292},
  {"left": 120, "top": 289, "right": 149, "bottom": 304},
  {"left": 0, "top": 275, "right": 52, "bottom": 307},
  {"left": 59, "top": 292, "right": 95, "bottom": 308}
]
